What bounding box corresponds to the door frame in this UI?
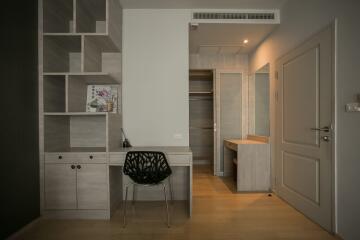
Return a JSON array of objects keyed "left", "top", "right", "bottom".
[
  {"left": 214, "top": 69, "right": 245, "bottom": 176},
  {"left": 274, "top": 21, "right": 337, "bottom": 232}
]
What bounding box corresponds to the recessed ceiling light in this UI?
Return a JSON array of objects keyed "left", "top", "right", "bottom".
[{"left": 243, "top": 39, "right": 249, "bottom": 44}]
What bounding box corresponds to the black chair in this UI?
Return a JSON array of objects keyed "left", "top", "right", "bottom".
[{"left": 123, "top": 151, "right": 173, "bottom": 227}]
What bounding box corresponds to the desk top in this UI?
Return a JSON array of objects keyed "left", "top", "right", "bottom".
[
  {"left": 225, "top": 139, "right": 268, "bottom": 145},
  {"left": 110, "top": 146, "right": 192, "bottom": 154}
]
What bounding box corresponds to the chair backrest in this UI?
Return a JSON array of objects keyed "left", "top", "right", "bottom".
[{"left": 123, "top": 151, "right": 172, "bottom": 184}]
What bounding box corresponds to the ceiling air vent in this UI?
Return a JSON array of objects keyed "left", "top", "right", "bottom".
[{"left": 192, "top": 10, "right": 280, "bottom": 24}]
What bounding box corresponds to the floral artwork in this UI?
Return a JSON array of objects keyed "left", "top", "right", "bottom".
[{"left": 86, "top": 85, "right": 118, "bottom": 113}]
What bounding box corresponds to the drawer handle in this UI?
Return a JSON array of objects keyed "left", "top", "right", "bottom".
[
  {"left": 77, "top": 165, "right": 81, "bottom": 169},
  {"left": 89, "top": 155, "right": 93, "bottom": 159},
  {"left": 58, "top": 155, "right": 63, "bottom": 159},
  {"left": 71, "top": 165, "right": 75, "bottom": 169}
]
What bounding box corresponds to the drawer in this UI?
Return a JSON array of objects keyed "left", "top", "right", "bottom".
[
  {"left": 225, "top": 141, "right": 237, "bottom": 151},
  {"left": 109, "top": 152, "right": 126, "bottom": 165},
  {"left": 167, "top": 154, "right": 191, "bottom": 166},
  {"left": 45, "top": 153, "right": 108, "bottom": 164}
]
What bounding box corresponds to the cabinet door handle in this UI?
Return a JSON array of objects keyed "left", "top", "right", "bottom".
[
  {"left": 58, "top": 155, "right": 63, "bottom": 159},
  {"left": 77, "top": 165, "right": 81, "bottom": 169},
  {"left": 89, "top": 155, "right": 93, "bottom": 159},
  {"left": 71, "top": 165, "right": 75, "bottom": 169}
]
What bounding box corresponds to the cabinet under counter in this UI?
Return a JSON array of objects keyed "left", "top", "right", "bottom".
[{"left": 224, "top": 138, "right": 270, "bottom": 192}]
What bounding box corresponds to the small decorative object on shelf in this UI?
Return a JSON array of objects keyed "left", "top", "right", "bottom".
[
  {"left": 121, "top": 128, "right": 132, "bottom": 148},
  {"left": 86, "top": 85, "right": 118, "bottom": 113}
]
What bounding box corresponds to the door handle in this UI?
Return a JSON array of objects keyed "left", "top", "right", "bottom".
[{"left": 311, "top": 126, "right": 330, "bottom": 132}]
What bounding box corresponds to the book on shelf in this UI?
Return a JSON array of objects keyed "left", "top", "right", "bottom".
[{"left": 86, "top": 85, "right": 118, "bottom": 113}]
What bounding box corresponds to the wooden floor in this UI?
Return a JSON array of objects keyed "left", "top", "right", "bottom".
[{"left": 16, "top": 165, "right": 337, "bottom": 240}]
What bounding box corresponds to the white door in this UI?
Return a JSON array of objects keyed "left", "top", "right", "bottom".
[
  {"left": 44, "top": 163, "right": 77, "bottom": 210},
  {"left": 276, "top": 26, "right": 333, "bottom": 231},
  {"left": 215, "top": 70, "right": 243, "bottom": 176},
  {"left": 77, "top": 164, "right": 108, "bottom": 209}
]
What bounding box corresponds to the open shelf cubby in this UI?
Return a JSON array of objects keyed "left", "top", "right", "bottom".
[
  {"left": 76, "top": 0, "right": 106, "bottom": 33},
  {"left": 44, "top": 112, "right": 122, "bottom": 152},
  {"left": 44, "top": 36, "right": 82, "bottom": 73},
  {"left": 43, "top": 75, "right": 66, "bottom": 112},
  {"left": 43, "top": 0, "right": 74, "bottom": 33},
  {"left": 44, "top": 114, "right": 107, "bottom": 152},
  {"left": 67, "top": 74, "right": 119, "bottom": 112},
  {"left": 83, "top": 36, "right": 121, "bottom": 72}
]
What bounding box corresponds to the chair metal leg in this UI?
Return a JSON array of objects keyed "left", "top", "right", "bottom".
[
  {"left": 163, "top": 184, "right": 170, "bottom": 228},
  {"left": 123, "top": 185, "right": 129, "bottom": 227},
  {"left": 168, "top": 177, "right": 174, "bottom": 204},
  {"left": 132, "top": 184, "right": 136, "bottom": 205}
]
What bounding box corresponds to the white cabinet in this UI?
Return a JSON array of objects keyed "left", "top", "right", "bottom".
[{"left": 44, "top": 162, "right": 108, "bottom": 210}]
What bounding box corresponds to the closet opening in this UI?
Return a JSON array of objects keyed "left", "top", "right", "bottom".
[{"left": 189, "top": 23, "right": 275, "bottom": 188}]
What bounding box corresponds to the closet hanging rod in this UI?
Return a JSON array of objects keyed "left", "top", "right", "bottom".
[
  {"left": 189, "top": 98, "right": 213, "bottom": 101},
  {"left": 190, "top": 127, "right": 214, "bottom": 130}
]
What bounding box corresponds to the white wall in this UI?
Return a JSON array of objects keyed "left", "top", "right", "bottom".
[
  {"left": 249, "top": 1, "right": 360, "bottom": 238},
  {"left": 123, "top": 9, "right": 191, "bottom": 146}
]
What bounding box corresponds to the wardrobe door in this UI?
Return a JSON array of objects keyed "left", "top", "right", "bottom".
[{"left": 215, "top": 70, "right": 242, "bottom": 176}]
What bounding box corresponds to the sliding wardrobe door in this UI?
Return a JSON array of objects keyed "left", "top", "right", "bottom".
[{"left": 215, "top": 70, "right": 242, "bottom": 176}]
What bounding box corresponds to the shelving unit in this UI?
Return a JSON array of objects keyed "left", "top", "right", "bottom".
[
  {"left": 39, "top": 0, "right": 123, "bottom": 218},
  {"left": 189, "top": 70, "right": 214, "bottom": 165}
]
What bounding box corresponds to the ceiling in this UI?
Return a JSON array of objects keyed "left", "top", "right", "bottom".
[
  {"left": 189, "top": 23, "right": 277, "bottom": 54},
  {"left": 118, "top": 0, "right": 287, "bottom": 9}
]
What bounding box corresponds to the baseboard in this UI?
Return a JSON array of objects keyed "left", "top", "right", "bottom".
[{"left": 7, "top": 217, "right": 41, "bottom": 240}]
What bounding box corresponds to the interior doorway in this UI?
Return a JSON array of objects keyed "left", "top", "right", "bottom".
[{"left": 188, "top": 23, "right": 275, "bottom": 177}]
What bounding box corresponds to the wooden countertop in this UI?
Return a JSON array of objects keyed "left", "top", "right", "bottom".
[{"left": 225, "top": 139, "right": 268, "bottom": 145}]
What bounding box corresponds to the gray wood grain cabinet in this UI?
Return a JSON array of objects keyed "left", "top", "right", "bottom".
[
  {"left": 44, "top": 163, "right": 108, "bottom": 210},
  {"left": 45, "top": 164, "right": 77, "bottom": 209}
]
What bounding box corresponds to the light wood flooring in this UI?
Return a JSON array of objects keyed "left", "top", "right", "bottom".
[{"left": 15, "top": 165, "right": 338, "bottom": 240}]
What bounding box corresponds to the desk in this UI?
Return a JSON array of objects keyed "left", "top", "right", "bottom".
[
  {"left": 224, "top": 139, "right": 270, "bottom": 192},
  {"left": 43, "top": 147, "right": 192, "bottom": 219}
]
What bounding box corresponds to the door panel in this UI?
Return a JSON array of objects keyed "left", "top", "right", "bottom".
[
  {"left": 77, "top": 164, "right": 108, "bottom": 209},
  {"left": 283, "top": 47, "right": 319, "bottom": 146},
  {"left": 276, "top": 26, "right": 333, "bottom": 231},
  {"left": 44, "top": 163, "right": 77, "bottom": 210},
  {"left": 282, "top": 152, "right": 319, "bottom": 204},
  {"left": 215, "top": 71, "right": 242, "bottom": 175}
]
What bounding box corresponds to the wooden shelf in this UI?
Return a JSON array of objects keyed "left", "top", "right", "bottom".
[
  {"left": 189, "top": 91, "right": 213, "bottom": 95},
  {"left": 190, "top": 126, "right": 214, "bottom": 130},
  {"left": 189, "top": 69, "right": 213, "bottom": 80},
  {"left": 44, "top": 112, "right": 108, "bottom": 116}
]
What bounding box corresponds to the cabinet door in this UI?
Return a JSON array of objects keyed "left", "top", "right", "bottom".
[
  {"left": 77, "top": 164, "right": 108, "bottom": 209},
  {"left": 45, "top": 164, "right": 77, "bottom": 209}
]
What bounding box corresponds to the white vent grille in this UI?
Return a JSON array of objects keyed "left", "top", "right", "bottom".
[
  {"left": 192, "top": 10, "right": 280, "bottom": 24},
  {"left": 194, "top": 12, "right": 275, "bottom": 20}
]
